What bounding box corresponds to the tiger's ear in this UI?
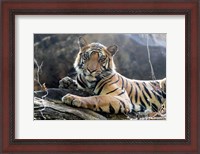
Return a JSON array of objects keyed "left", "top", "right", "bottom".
[
  {"left": 107, "top": 45, "right": 118, "bottom": 56},
  {"left": 78, "top": 37, "right": 88, "bottom": 48}
]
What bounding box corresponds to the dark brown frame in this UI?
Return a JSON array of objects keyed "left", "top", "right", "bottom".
[{"left": 1, "top": 0, "right": 199, "bottom": 153}]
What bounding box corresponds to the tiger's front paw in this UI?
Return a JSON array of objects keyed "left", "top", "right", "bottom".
[
  {"left": 59, "top": 77, "right": 77, "bottom": 89},
  {"left": 62, "top": 94, "right": 81, "bottom": 107}
]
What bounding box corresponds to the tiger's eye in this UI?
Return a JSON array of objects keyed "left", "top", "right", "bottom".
[
  {"left": 99, "top": 55, "right": 106, "bottom": 62},
  {"left": 83, "top": 52, "right": 89, "bottom": 60}
]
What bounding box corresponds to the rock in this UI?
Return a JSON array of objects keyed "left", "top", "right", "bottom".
[{"left": 34, "top": 97, "right": 107, "bottom": 120}]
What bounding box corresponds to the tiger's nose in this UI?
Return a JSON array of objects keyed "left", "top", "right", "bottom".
[{"left": 87, "top": 68, "right": 96, "bottom": 74}]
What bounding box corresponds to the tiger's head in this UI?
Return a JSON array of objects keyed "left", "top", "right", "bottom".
[{"left": 74, "top": 37, "right": 118, "bottom": 82}]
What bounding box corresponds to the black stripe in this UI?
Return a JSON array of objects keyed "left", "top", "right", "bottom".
[
  {"left": 96, "top": 74, "right": 115, "bottom": 95},
  {"left": 118, "top": 90, "right": 125, "bottom": 96},
  {"left": 150, "top": 81, "right": 157, "bottom": 86},
  {"left": 97, "top": 80, "right": 111, "bottom": 95},
  {"left": 139, "top": 97, "right": 146, "bottom": 112},
  {"left": 143, "top": 85, "right": 152, "bottom": 99},
  {"left": 109, "top": 104, "right": 115, "bottom": 114},
  {"left": 98, "top": 74, "right": 115, "bottom": 88},
  {"left": 102, "top": 65, "right": 107, "bottom": 70},
  {"left": 107, "top": 58, "right": 111, "bottom": 69},
  {"left": 142, "top": 91, "right": 150, "bottom": 106},
  {"left": 78, "top": 63, "right": 83, "bottom": 68},
  {"left": 156, "top": 93, "right": 162, "bottom": 104},
  {"left": 152, "top": 103, "right": 158, "bottom": 112},
  {"left": 108, "top": 75, "right": 119, "bottom": 85},
  {"left": 121, "top": 77, "right": 124, "bottom": 89},
  {"left": 78, "top": 56, "right": 83, "bottom": 68},
  {"left": 77, "top": 77, "right": 86, "bottom": 88},
  {"left": 130, "top": 96, "right": 133, "bottom": 103},
  {"left": 162, "top": 91, "right": 166, "bottom": 99},
  {"left": 99, "top": 107, "right": 103, "bottom": 112},
  {"left": 157, "top": 90, "right": 163, "bottom": 96},
  {"left": 152, "top": 91, "right": 162, "bottom": 104},
  {"left": 106, "top": 88, "right": 119, "bottom": 94},
  {"left": 163, "top": 82, "right": 166, "bottom": 91},
  {"left": 118, "top": 105, "right": 122, "bottom": 113},
  {"left": 125, "top": 79, "right": 128, "bottom": 89},
  {"left": 130, "top": 96, "right": 135, "bottom": 111},
  {"left": 128, "top": 83, "right": 133, "bottom": 96},
  {"left": 135, "top": 88, "right": 138, "bottom": 103},
  {"left": 80, "top": 75, "right": 88, "bottom": 87},
  {"left": 94, "top": 75, "right": 104, "bottom": 87},
  {"left": 136, "top": 82, "right": 141, "bottom": 90},
  {"left": 116, "top": 98, "right": 126, "bottom": 109}
]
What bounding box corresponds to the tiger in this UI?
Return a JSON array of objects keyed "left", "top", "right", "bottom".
[{"left": 61, "top": 37, "right": 166, "bottom": 115}]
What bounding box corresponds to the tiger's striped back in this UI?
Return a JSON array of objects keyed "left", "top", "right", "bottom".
[{"left": 93, "top": 72, "right": 166, "bottom": 113}]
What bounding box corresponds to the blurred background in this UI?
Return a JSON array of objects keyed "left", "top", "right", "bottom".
[{"left": 34, "top": 34, "right": 166, "bottom": 89}]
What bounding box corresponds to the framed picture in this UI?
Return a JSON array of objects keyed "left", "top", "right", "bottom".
[{"left": 1, "top": 0, "right": 199, "bottom": 153}]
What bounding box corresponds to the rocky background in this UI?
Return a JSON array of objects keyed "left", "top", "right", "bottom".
[
  {"left": 34, "top": 34, "right": 166, "bottom": 120},
  {"left": 34, "top": 34, "right": 166, "bottom": 89}
]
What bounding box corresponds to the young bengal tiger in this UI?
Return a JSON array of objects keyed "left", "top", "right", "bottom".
[{"left": 61, "top": 37, "right": 166, "bottom": 114}]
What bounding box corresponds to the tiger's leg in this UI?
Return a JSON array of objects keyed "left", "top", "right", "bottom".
[
  {"left": 62, "top": 94, "right": 132, "bottom": 114},
  {"left": 59, "top": 76, "right": 78, "bottom": 89}
]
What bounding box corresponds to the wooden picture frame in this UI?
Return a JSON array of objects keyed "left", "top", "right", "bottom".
[{"left": 1, "top": 0, "right": 199, "bottom": 153}]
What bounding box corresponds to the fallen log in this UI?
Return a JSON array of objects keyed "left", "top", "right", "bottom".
[{"left": 34, "top": 97, "right": 107, "bottom": 120}]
